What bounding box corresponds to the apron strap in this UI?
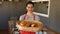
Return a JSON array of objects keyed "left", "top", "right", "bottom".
[
  {"left": 24, "top": 14, "right": 27, "bottom": 20},
  {"left": 24, "top": 14, "right": 35, "bottom": 20}
]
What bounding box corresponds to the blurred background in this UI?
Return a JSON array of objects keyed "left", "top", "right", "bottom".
[{"left": 0, "top": 0, "right": 60, "bottom": 34}]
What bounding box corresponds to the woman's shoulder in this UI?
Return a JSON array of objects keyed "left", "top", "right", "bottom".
[
  {"left": 34, "top": 14, "right": 40, "bottom": 18},
  {"left": 34, "top": 14, "right": 40, "bottom": 21},
  {"left": 19, "top": 14, "right": 25, "bottom": 20}
]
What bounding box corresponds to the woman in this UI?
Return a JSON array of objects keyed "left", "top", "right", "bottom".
[{"left": 19, "top": 1, "right": 41, "bottom": 34}]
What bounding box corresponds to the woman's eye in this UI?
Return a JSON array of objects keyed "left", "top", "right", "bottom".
[
  {"left": 28, "top": 7, "right": 30, "bottom": 8},
  {"left": 28, "top": 7, "right": 33, "bottom": 8},
  {"left": 31, "top": 7, "right": 33, "bottom": 8}
]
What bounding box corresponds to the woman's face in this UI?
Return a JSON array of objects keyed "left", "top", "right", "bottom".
[{"left": 26, "top": 4, "right": 34, "bottom": 13}]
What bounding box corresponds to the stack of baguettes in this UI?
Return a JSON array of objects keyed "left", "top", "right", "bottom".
[{"left": 16, "top": 20, "right": 43, "bottom": 32}]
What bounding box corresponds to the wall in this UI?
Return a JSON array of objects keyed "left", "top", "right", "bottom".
[
  {"left": 47, "top": 0, "right": 60, "bottom": 33},
  {"left": 0, "top": 1, "right": 26, "bottom": 29}
]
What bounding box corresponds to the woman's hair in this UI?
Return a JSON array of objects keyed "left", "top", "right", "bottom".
[{"left": 26, "top": 1, "right": 34, "bottom": 7}]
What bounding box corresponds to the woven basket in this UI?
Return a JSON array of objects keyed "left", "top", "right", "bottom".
[{"left": 16, "top": 20, "right": 43, "bottom": 32}]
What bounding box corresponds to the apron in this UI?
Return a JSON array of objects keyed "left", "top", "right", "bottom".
[{"left": 20, "top": 14, "right": 36, "bottom": 34}]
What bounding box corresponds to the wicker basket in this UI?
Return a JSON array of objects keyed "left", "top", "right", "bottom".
[{"left": 16, "top": 20, "right": 43, "bottom": 32}]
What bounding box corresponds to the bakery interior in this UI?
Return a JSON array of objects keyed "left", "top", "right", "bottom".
[{"left": 0, "top": 0, "right": 60, "bottom": 34}]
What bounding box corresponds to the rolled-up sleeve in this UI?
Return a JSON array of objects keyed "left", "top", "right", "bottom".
[
  {"left": 35, "top": 15, "right": 40, "bottom": 21},
  {"left": 19, "top": 15, "right": 24, "bottom": 20}
]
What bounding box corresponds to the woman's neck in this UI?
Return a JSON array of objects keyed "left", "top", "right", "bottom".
[{"left": 26, "top": 12, "right": 34, "bottom": 17}]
